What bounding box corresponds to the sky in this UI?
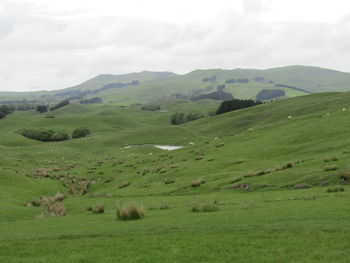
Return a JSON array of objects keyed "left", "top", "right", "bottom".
[{"left": 1, "top": 0, "right": 350, "bottom": 91}]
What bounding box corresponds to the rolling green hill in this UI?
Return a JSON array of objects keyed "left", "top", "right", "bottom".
[
  {"left": 1, "top": 91, "right": 350, "bottom": 262},
  {"left": 0, "top": 76, "right": 350, "bottom": 263},
  {"left": 2, "top": 65, "right": 350, "bottom": 105}
]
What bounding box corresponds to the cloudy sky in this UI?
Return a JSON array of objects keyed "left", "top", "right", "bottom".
[{"left": 1, "top": 0, "right": 350, "bottom": 91}]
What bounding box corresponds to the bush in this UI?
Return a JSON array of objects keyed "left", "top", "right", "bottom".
[
  {"left": 141, "top": 105, "right": 160, "bottom": 111},
  {"left": 116, "top": 204, "right": 144, "bottom": 221},
  {"left": 72, "top": 127, "right": 91, "bottom": 139},
  {"left": 19, "top": 128, "right": 70, "bottom": 142}
]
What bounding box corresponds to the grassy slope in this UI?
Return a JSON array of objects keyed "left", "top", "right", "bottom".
[
  {"left": 1, "top": 93, "right": 350, "bottom": 262},
  {"left": 3, "top": 65, "right": 350, "bottom": 104}
]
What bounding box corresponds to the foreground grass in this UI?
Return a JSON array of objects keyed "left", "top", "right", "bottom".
[
  {"left": 0, "top": 189, "right": 349, "bottom": 262},
  {"left": 2, "top": 93, "right": 350, "bottom": 262}
]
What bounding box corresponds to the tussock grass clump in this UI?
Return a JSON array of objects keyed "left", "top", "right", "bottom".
[
  {"left": 324, "top": 157, "right": 338, "bottom": 162},
  {"left": 38, "top": 196, "right": 66, "bottom": 217},
  {"left": 191, "top": 201, "right": 219, "bottom": 212},
  {"left": 194, "top": 156, "right": 203, "bottom": 160},
  {"left": 164, "top": 178, "right": 175, "bottom": 184},
  {"left": 233, "top": 159, "right": 245, "bottom": 164},
  {"left": 324, "top": 166, "right": 338, "bottom": 171},
  {"left": 191, "top": 178, "right": 205, "bottom": 187},
  {"left": 92, "top": 203, "right": 105, "bottom": 214},
  {"left": 118, "top": 181, "right": 130, "bottom": 188},
  {"left": 53, "top": 192, "right": 65, "bottom": 202},
  {"left": 116, "top": 203, "right": 144, "bottom": 221},
  {"left": 207, "top": 158, "right": 215, "bottom": 162},
  {"left": 327, "top": 186, "right": 345, "bottom": 192}
]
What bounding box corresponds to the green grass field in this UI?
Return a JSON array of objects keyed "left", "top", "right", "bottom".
[{"left": 1, "top": 92, "right": 350, "bottom": 262}]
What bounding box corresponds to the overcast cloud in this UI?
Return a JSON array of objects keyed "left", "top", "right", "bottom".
[{"left": 1, "top": 0, "right": 350, "bottom": 91}]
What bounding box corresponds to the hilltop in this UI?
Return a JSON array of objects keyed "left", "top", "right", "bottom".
[{"left": 2, "top": 65, "right": 350, "bottom": 105}]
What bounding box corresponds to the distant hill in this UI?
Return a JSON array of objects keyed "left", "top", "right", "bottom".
[{"left": 2, "top": 65, "right": 350, "bottom": 104}]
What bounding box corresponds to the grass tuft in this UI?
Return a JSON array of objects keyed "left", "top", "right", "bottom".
[{"left": 116, "top": 203, "right": 144, "bottom": 221}]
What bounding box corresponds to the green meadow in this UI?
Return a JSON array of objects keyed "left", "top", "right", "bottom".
[{"left": 1, "top": 92, "right": 350, "bottom": 262}]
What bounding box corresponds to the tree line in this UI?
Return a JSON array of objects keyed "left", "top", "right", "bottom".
[{"left": 170, "top": 112, "right": 204, "bottom": 125}]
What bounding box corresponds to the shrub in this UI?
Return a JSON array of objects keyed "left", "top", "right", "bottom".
[
  {"left": 141, "top": 104, "right": 160, "bottom": 111},
  {"left": 327, "top": 187, "right": 345, "bottom": 193},
  {"left": 51, "top": 132, "right": 70, "bottom": 141},
  {"left": 19, "top": 128, "right": 69, "bottom": 142},
  {"left": 116, "top": 204, "right": 144, "bottom": 221},
  {"left": 92, "top": 203, "right": 105, "bottom": 214},
  {"left": 72, "top": 127, "right": 91, "bottom": 139}
]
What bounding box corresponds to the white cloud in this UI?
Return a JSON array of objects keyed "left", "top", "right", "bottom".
[{"left": 0, "top": 0, "right": 350, "bottom": 91}]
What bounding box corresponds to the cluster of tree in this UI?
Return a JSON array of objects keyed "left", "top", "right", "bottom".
[
  {"left": 79, "top": 97, "right": 103, "bottom": 104},
  {"left": 19, "top": 128, "right": 70, "bottom": 142},
  {"left": 225, "top": 78, "right": 249, "bottom": 84},
  {"left": 72, "top": 127, "right": 91, "bottom": 139},
  {"left": 190, "top": 91, "right": 234, "bottom": 101},
  {"left": 141, "top": 104, "right": 160, "bottom": 111},
  {"left": 50, "top": 100, "right": 70, "bottom": 111},
  {"left": 256, "top": 89, "right": 285, "bottom": 101},
  {"left": 216, "top": 99, "right": 262, "bottom": 115},
  {"left": 202, "top": 76, "right": 216, "bottom": 82},
  {"left": 274, "top": 84, "right": 311, "bottom": 93},
  {"left": 20, "top": 126, "right": 91, "bottom": 142},
  {"left": 0, "top": 105, "right": 12, "bottom": 119},
  {"left": 36, "top": 105, "right": 48, "bottom": 113},
  {"left": 170, "top": 112, "right": 204, "bottom": 125}
]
